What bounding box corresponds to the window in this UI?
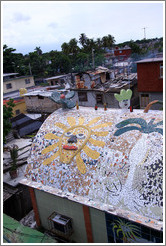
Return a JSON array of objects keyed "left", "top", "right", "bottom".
[
  {"left": 160, "top": 63, "right": 163, "bottom": 78},
  {"left": 78, "top": 92, "right": 87, "bottom": 102},
  {"left": 25, "top": 78, "right": 30, "bottom": 84},
  {"left": 140, "top": 94, "right": 149, "bottom": 108},
  {"left": 48, "top": 212, "right": 73, "bottom": 237},
  {"left": 15, "top": 109, "right": 20, "bottom": 115},
  {"left": 38, "top": 95, "right": 44, "bottom": 99},
  {"left": 6, "top": 83, "right": 12, "bottom": 89},
  {"left": 96, "top": 94, "right": 103, "bottom": 104}
]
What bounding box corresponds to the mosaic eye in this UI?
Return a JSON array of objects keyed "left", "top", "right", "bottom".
[
  {"left": 65, "top": 132, "right": 73, "bottom": 137},
  {"left": 56, "top": 131, "right": 63, "bottom": 136},
  {"left": 76, "top": 133, "right": 85, "bottom": 139}
]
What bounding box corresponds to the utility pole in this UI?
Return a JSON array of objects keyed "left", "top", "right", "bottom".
[
  {"left": 29, "top": 63, "right": 32, "bottom": 75},
  {"left": 142, "top": 27, "right": 147, "bottom": 39},
  {"left": 92, "top": 48, "right": 95, "bottom": 69}
]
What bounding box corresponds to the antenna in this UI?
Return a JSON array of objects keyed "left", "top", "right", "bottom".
[{"left": 142, "top": 27, "right": 148, "bottom": 39}]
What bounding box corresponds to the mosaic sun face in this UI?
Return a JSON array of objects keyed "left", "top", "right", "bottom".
[
  {"left": 59, "top": 125, "right": 91, "bottom": 164},
  {"left": 41, "top": 116, "right": 112, "bottom": 174}
]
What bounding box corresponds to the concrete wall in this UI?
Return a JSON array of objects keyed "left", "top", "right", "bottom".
[
  {"left": 73, "top": 91, "right": 96, "bottom": 107},
  {"left": 24, "top": 96, "right": 61, "bottom": 113},
  {"left": 89, "top": 207, "right": 108, "bottom": 243},
  {"left": 4, "top": 184, "right": 32, "bottom": 221},
  {"left": 34, "top": 189, "right": 108, "bottom": 243},
  {"left": 73, "top": 85, "right": 139, "bottom": 109},
  {"left": 12, "top": 100, "right": 27, "bottom": 116},
  {"left": 73, "top": 91, "right": 119, "bottom": 108},
  {"left": 139, "top": 92, "right": 163, "bottom": 110},
  {"left": 3, "top": 76, "right": 35, "bottom": 94}
]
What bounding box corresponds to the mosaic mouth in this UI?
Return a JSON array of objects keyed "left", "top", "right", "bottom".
[{"left": 63, "top": 145, "right": 78, "bottom": 150}]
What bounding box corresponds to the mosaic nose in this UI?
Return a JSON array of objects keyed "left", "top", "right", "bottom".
[{"left": 68, "top": 135, "right": 77, "bottom": 143}]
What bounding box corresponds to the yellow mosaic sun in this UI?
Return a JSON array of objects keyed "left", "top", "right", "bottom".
[{"left": 41, "top": 116, "right": 112, "bottom": 174}]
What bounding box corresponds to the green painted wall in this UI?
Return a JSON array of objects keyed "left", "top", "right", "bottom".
[
  {"left": 89, "top": 207, "right": 108, "bottom": 243},
  {"left": 34, "top": 189, "right": 88, "bottom": 243}
]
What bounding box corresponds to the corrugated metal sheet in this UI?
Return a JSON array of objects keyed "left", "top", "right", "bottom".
[
  {"left": 19, "top": 121, "right": 42, "bottom": 137},
  {"left": 3, "top": 214, "right": 57, "bottom": 243},
  {"left": 136, "top": 57, "right": 163, "bottom": 63}
]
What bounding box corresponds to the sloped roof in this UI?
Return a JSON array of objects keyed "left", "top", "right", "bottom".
[
  {"left": 11, "top": 113, "right": 42, "bottom": 137},
  {"left": 136, "top": 57, "right": 163, "bottom": 63},
  {"left": 3, "top": 214, "right": 57, "bottom": 243},
  {"left": 3, "top": 73, "right": 19, "bottom": 77},
  {"left": 21, "top": 107, "right": 163, "bottom": 230}
]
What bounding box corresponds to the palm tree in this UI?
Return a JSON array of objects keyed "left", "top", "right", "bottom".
[
  {"left": 68, "top": 38, "right": 79, "bottom": 55},
  {"left": 85, "top": 38, "right": 96, "bottom": 53},
  {"left": 35, "top": 46, "right": 42, "bottom": 56},
  {"left": 61, "top": 42, "right": 70, "bottom": 55},
  {"left": 102, "top": 34, "right": 115, "bottom": 51},
  {"left": 79, "top": 33, "right": 88, "bottom": 48},
  {"left": 107, "top": 34, "right": 115, "bottom": 49},
  {"left": 113, "top": 118, "right": 163, "bottom": 209}
]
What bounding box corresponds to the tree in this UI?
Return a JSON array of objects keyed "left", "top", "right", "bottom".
[
  {"left": 3, "top": 99, "right": 15, "bottom": 143},
  {"left": 79, "top": 33, "right": 88, "bottom": 48},
  {"left": 27, "top": 47, "right": 46, "bottom": 78},
  {"left": 50, "top": 51, "right": 71, "bottom": 74},
  {"left": 3, "top": 45, "right": 16, "bottom": 73},
  {"left": 35, "top": 46, "right": 42, "bottom": 56},
  {"left": 61, "top": 42, "right": 70, "bottom": 55},
  {"left": 68, "top": 38, "right": 79, "bottom": 55},
  {"left": 102, "top": 34, "right": 115, "bottom": 51},
  {"left": 129, "top": 40, "right": 141, "bottom": 54}
]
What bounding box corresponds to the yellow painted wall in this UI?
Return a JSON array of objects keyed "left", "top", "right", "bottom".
[
  {"left": 12, "top": 100, "right": 27, "bottom": 117},
  {"left": 3, "top": 76, "right": 35, "bottom": 94}
]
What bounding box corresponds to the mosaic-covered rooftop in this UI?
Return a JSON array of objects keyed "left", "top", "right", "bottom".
[{"left": 23, "top": 107, "right": 163, "bottom": 228}]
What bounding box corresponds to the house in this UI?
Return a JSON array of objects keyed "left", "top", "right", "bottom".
[
  {"left": 3, "top": 97, "right": 27, "bottom": 117},
  {"left": 3, "top": 73, "right": 35, "bottom": 94},
  {"left": 23, "top": 89, "right": 62, "bottom": 114},
  {"left": 114, "top": 46, "right": 132, "bottom": 61},
  {"left": 136, "top": 57, "right": 163, "bottom": 109},
  {"left": 20, "top": 106, "right": 163, "bottom": 243},
  {"left": 72, "top": 69, "right": 139, "bottom": 109},
  {"left": 45, "top": 74, "right": 70, "bottom": 87}
]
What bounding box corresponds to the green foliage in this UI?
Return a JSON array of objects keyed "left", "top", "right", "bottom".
[
  {"left": 3, "top": 45, "right": 16, "bottom": 73},
  {"left": 3, "top": 99, "right": 15, "bottom": 143},
  {"left": 9, "top": 145, "right": 19, "bottom": 170},
  {"left": 129, "top": 40, "right": 141, "bottom": 54},
  {"left": 3, "top": 36, "right": 162, "bottom": 79}
]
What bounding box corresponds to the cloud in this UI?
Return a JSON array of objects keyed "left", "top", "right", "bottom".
[
  {"left": 48, "top": 22, "right": 58, "bottom": 29},
  {"left": 2, "top": 2, "right": 163, "bottom": 54},
  {"left": 12, "top": 12, "right": 30, "bottom": 22}
]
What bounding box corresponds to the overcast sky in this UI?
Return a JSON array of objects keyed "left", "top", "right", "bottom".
[{"left": 2, "top": 1, "right": 164, "bottom": 55}]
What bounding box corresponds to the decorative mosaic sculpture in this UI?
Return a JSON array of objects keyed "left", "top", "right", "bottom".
[
  {"left": 41, "top": 116, "right": 112, "bottom": 174},
  {"left": 113, "top": 117, "right": 163, "bottom": 214},
  {"left": 50, "top": 91, "right": 76, "bottom": 109},
  {"left": 114, "top": 89, "right": 132, "bottom": 109}
]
